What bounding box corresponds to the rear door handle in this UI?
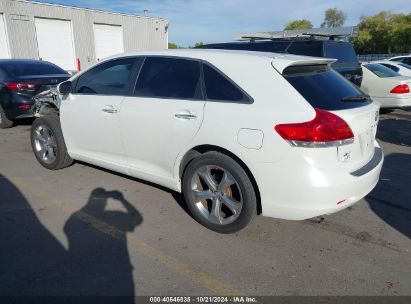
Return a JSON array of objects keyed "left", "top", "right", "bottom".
[
  {"left": 102, "top": 105, "right": 118, "bottom": 114},
  {"left": 174, "top": 113, "right": 197, "bottom": 120}
]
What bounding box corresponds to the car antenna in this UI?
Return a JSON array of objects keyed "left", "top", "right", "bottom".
[{"left": 283, "top": 35, "right": 301, "bottom": 54}]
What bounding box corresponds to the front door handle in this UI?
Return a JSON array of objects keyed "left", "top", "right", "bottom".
[
  {"left": 102, "top": 105, "right": 118, "bottom": 114},
  {"left": 174, "top": 113, "right": 197, "bottom": 120}
]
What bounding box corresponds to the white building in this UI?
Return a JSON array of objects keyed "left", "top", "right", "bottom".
[{"left": 0, "top": 0, "right": 168, "bottom": 71}]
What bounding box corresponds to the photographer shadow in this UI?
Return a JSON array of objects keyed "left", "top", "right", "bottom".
[
  {"left": 63, "top": 188, "right": 143, "bottom": 296},
  {"left": 0, "top": 177, "right": 142, "bottom": 297}
]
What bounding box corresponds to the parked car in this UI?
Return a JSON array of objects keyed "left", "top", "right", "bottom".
[
  {"left": 372, "top": 60, "right": 411, "bottom": 77},
  {"left": 361, "top": 63, "right": 411, "bottom": 108},
  {"left": 196, "top": 39, "right": 363, "bottom": 86},
  {"left": 388, "top": 55, "right": 411, "bottom": 65},
  {"left": 30, "top": 50, "right": 383, "bottom": 233},
  {"left": 0, "top": 59, "right": 70, "bottom": 128}
]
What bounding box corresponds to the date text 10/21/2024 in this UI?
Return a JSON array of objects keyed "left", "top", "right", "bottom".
[{"left": 149, "top": 296, "right": 258, "bottom": 303}]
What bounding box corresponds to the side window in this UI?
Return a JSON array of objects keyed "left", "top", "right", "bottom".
[
  {"left": 203, "top": 64, "right": 252, "bottom": 103},
  {"left": 134, "top": 57, "right": 202, "bottom": 100},
  {"left": 75, "top": 57, "right": 136, "bottom": 95}
]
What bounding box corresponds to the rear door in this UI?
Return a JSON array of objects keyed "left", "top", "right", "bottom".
[
  {"left": 60, "top": 57, "right": 137, "bottom": 173},
  {"left": 120, "top": 56, "right": 205, "bottom": 183},
  {"left": 279, "top": 63, "right": 380, "bottom": 169}
]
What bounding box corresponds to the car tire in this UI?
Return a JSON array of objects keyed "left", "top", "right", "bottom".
[
  {"left": 182, "top": 151, "right": 257, "bottom": 233},
  {"left": 31, "top": 116, "right": 73, "bottom": 170},
  {"left": 0, "top": 105, "right": 14, "bottom": 129}
]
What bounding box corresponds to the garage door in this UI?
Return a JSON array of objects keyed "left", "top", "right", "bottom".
[
  {"left": 35, "top": 18, "right": 75, "bottom": 70},
  {"left": 94, "top": 24, "right": 124, "bottom": 61},
  {"left": 0, "top": 14, "right": 10, "bottom": 58}
]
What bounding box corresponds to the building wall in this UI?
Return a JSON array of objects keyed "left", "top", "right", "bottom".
[{"left": 0, "top": 0, "right": 168, "bottom": 69}]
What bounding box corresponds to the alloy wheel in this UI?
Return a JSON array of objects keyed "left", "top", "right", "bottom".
[
  {"left": 190, "top": 165, "right": 243, "bottom": 225},
  {"left": 33, "top": 125, "right": 58, "bottom": 165}
]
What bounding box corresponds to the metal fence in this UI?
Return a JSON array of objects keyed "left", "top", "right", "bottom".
[{"left": 358, "top": 53, "right": 410, "bottom": 62}]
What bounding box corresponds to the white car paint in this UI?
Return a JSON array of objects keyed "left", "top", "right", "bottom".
[
  {"left": 372, "top": 60, "right": 411, "bottom": 77},
  {"left": 389, "top": 55, "right": 411, "bottom": 64},
  {"left": 361, "top": 63, "right": 411, "bottom": 108},
  {"left": 59, "top": 49, "right": 383, "bottom": 221}
]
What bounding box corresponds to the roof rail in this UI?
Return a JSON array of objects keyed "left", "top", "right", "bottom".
[{"left": 235, "top": 26, "right": 358, "bottom": 41}]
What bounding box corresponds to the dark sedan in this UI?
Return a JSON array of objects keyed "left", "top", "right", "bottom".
[{"left": 0, "top": 59, "right": 70, "bottom": 128}]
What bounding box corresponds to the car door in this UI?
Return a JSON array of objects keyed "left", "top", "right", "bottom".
[
  {"left": 60, "top": 57, "right": 137, "bottom": 174},
  {"left": 120, "top": 56, "right": 205, "bottom": 186}
]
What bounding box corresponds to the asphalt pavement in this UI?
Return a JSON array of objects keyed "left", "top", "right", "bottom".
[{"left": 0, "top": 108, "right": 410, "bottom": 296}]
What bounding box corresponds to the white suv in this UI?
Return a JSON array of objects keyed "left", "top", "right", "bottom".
[{"left": 31, "top": 50, "right": 383, "bottom": 233}]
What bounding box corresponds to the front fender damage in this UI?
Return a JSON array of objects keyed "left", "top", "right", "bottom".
[{"left": 33, "top": 87, "right": 61, "bottom": 117}]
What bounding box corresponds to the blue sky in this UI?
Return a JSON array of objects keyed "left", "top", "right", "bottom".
[{"left": 35, "top": 0, "right": 411, "bottom": 46}]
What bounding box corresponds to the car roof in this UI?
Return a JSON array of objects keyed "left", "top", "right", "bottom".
[
  {"left": 372, "top": 60, "right": 400, "bottom": 65},
  {"left": 389, "top": 55, "right": 411, "bottom": 60},
  {"left": 0, "top": 59, "right": 56, "bottom": 65},
  {"left": 106, "top": 49, "right": 336, "bottom": 73},
  {"left": 199, "top": 40, "right": 349, "bottom": 46}
]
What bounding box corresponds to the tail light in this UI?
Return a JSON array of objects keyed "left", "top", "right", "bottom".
[
  {"left": 390, "top": 84, "right": 409, "bottom": 94},
  {"left": 4, "top": 82, "right": 40, "bottom": 91},
  {"left": 275, "top": 109, "right": 354, "bottom": 148}
]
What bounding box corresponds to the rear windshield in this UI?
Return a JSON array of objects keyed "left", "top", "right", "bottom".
[
  {"left": 284, "top": 65, "right": 371, "bottom": 110},
  {"left": 364, "top": 63, "right": 400, "bottom": 78},
  {"left": 324, "top": 43, "right": 358, "bottom": 64},
  {"left": 1, "top": 61, "right": 68, "bottom": 77},
  {"left": 399, "top": 63, "right": 411, "bottom": 70}
]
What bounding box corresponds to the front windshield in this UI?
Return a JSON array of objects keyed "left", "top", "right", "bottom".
[{"left": 364, "top": 63, "right": 400, "bottom": 78}]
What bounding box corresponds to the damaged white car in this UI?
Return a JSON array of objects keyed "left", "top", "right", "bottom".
[{"left": 31, "top": 50, "right": 383, "bottom": 233}]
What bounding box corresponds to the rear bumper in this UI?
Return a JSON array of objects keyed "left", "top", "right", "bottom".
[
  {"left": 373, "top": 95, "right": 411, "bottom": 108},
  {"left": 251, "top": 143, "right": 384, "bottom": 220},
  {"left": 1, "top": 95, "right": 35, "bottom": 120}
]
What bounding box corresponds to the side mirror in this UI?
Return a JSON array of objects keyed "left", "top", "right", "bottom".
[{"left": 57, "top": 81, "right": 72, "bottom": 95}]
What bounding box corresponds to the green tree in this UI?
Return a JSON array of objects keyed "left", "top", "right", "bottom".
[
  {"left": 194, "top": 42, "right": 205, "bottom": 47},
  {"left": 168, "top": 43, "right": 178, "bottom": 49},
  {"left": 352, "top": 12, "right": 411, "bottom": 54},
  {"left": 321, "top": 8, "right": 347, "bottom": 28},
  {"left": 284, "top": 19, "right": 313, "bottom": 30}
]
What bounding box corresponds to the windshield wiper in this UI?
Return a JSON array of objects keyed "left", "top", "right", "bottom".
[{"left": 341, "top": 95, "right": 370, "bottom": 102}]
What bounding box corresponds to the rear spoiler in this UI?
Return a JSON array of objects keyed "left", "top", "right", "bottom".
[{"left": 271, "top": 56, "right": 336, "bottom": 74}]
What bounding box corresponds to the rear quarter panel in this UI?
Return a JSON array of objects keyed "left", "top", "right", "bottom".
[{"left": 173, "top": 55, "right": 315, "bottom": 180}]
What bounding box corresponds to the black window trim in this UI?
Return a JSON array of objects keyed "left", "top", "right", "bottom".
[
  {"left": 202, "top": 61, "right": 254, "bottom": 104},
  {"left": 72, "top": 56, "right": 142, "bottom": 97},
  {"left": 71, "top": 54, "right": 254, "bottom": 104},
  {"left": 131, "top": 55, "right": 254, "bottom": 104}
]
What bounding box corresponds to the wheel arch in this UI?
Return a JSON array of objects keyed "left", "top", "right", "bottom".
[{"left": 178, "top": 144, "right": 262, "bottom": 214}]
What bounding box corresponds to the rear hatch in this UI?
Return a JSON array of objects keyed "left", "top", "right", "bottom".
[{"left": 273, "top": 60, "right": 380, "bottom": 171}]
